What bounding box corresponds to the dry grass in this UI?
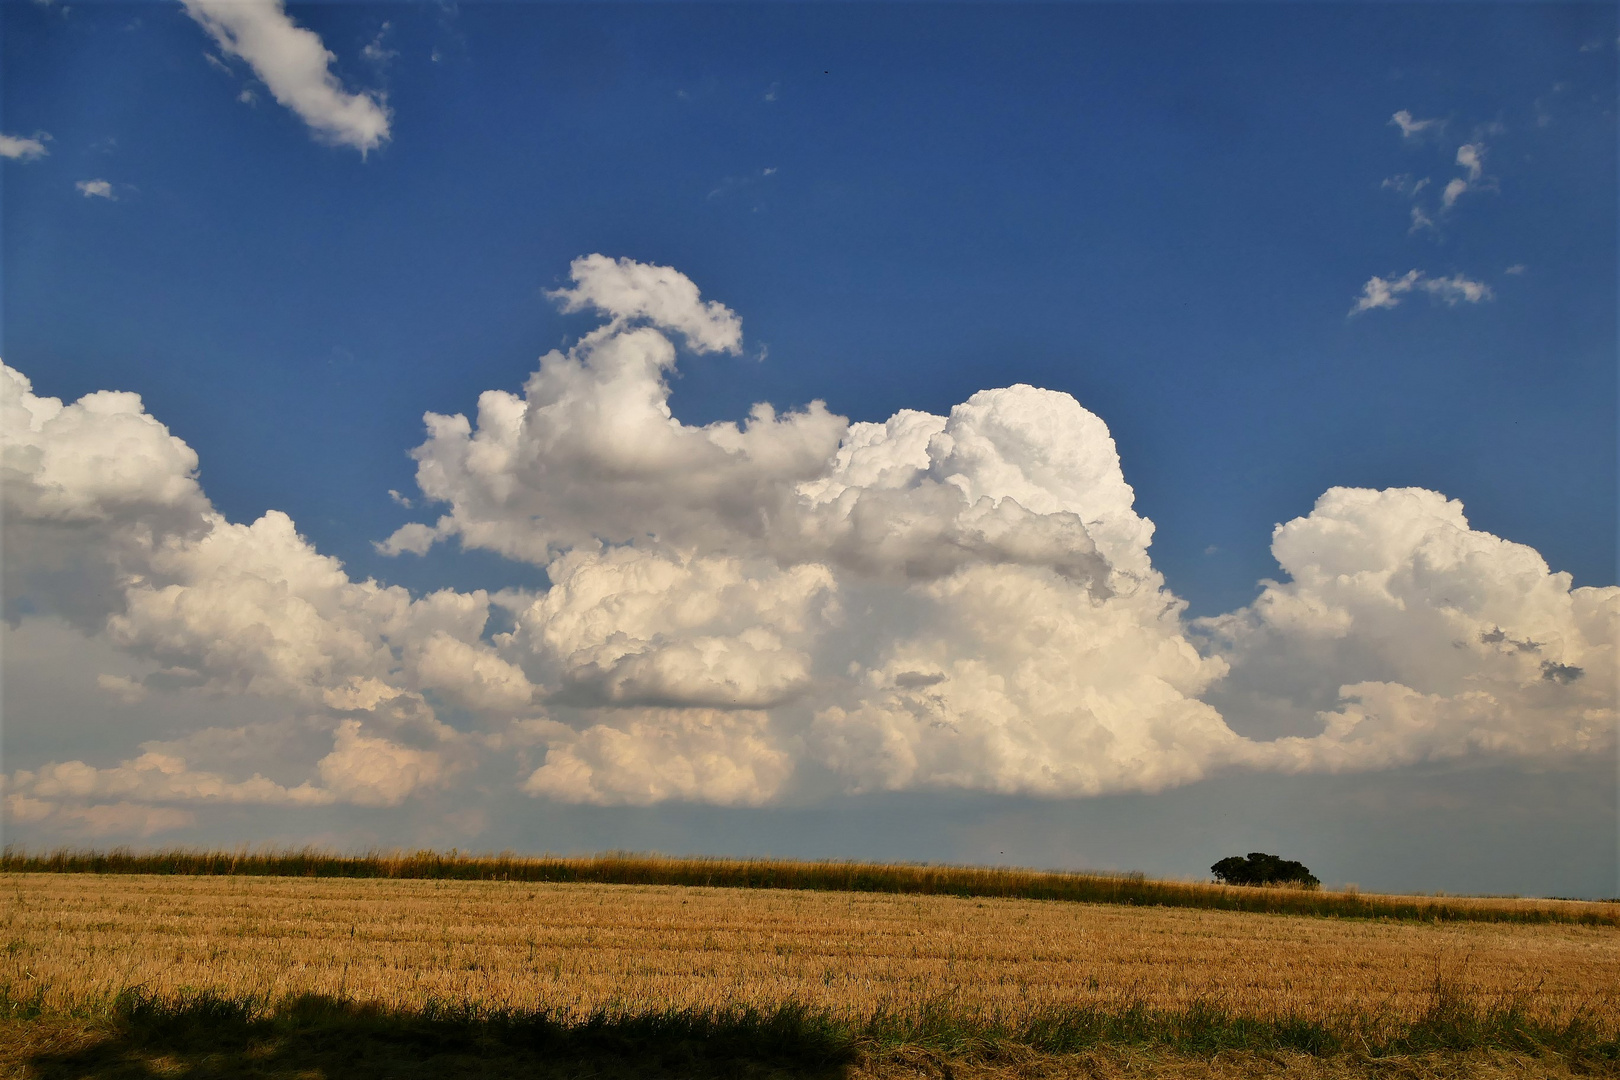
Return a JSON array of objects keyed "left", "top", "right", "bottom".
[
  {"left": 2, "top": 873, "right": 1614, "bottom": 1031},
  {"left": 859, "top": 1045, "right": 1611, "bottom": 1079},
  {"left": 8, "top": 848, "right": 1615, "bottom": 926}
]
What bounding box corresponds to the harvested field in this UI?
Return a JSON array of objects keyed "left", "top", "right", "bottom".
[{"left": 3, "top": 873, "right": 1616, "bottom": 1028}]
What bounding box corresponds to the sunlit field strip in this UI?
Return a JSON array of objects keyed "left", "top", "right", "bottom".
[
  {"left": 2, "top": 873, "right": 1614, "bottom": 1035},
  {"left": 5, "top": 848, "right": 1615, "bottom": 925}
]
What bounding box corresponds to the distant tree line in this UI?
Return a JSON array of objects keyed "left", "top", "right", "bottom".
[
  {"left": 1211, "top": 852, "right": 1320, "bottom": 889},
  {"left": 11, "top": 847, "right": 1617, "bottom": 925}
]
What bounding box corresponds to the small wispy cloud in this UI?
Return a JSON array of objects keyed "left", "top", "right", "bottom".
[
  {"left": 0, "top": 132, "right": 50, "bottom": 161},
  {"left": 1381, "top": 173, "right": 1436, "bottom": 233},
  {"left": 1441, "top": 142, "right": 1496, "bottom": 209},
  {"left": 75, "top": 179, "right": 116, "bottom": 200},
  {"left": 1356, "top": 108, "right": 1505, "bottom": 319},
  {"left": 764, "top": 81, "right": 779, "bottom": 102},
  {"left": 708, "top": 166, "right": 779, "bottom": 201},
  {"left": 1380, "top": 174, "right": 1429, "bottom": 197},
  {"left": 96, "top": 674, "right": 148, "bottom": 706},
  {"left": 1350, "top": 270, "right": 1493, "bottom": 315},
  {"left": 1424, "top": 272, "right": 1493, "bottom": 305},
  {"left": 1455, "top": 143, "right": 1484, "bottom": 182},
  {"left": 1535, "top": 83, "right": 1570, "bottom": 128},
  {"left": 1389, "top": 109, "right": 1442, "bottom": 139},
  {"left": 362, "top": 22, "right": 398, "bottom": 66}
]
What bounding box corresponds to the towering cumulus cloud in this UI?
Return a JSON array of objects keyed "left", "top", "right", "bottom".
[
  {"left": 1, "top": 364, "right": 528, "bottom": 829},
  {"left": 4, "top": 256, "right": 1613, "bottom": 835},
  {"left": 1202, "top": 488, "right": 1616, "bottom": 771}
]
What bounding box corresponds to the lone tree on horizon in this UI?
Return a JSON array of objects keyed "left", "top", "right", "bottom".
[{"left": 1211, "top": 852, "right": 1320, "bottom": 888}]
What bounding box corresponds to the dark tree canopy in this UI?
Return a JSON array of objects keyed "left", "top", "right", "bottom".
[{"left": 1210, "top": 852, "right": 1320, "bottom": 888}]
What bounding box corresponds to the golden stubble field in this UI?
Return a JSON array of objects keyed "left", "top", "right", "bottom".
[{"left": 3, "top": 873, "right": 1615, "bottom": 1030}]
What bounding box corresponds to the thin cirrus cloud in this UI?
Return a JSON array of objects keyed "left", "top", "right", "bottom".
[
  {"left": 2, "top": 256, "right": 1613, "bottom": 835},
  {"left": 0, "top": 133, "right": 50, "bottom": 160},
  {"left": 180, "top": 0, "right": 390, "bottom": 154}
]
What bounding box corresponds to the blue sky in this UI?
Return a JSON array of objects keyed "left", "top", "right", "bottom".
[{"left": 2, "top": 1, "right": 1615, "bottom": 895}]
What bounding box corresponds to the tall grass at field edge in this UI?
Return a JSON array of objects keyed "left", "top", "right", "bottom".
[
  {"left": 4, "top": 847, "right": 1614, "bottom": 926},
  {"left": 1, "top": 983, "right": 1614, "bottom": 1064}
]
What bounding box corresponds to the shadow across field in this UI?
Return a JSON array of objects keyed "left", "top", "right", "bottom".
[
  {"left": 11, "top": 985, "right": 1618, "bottom": 1080},
  {"left": 19, "top": 994, "right": 857, "bottom": 1080}
]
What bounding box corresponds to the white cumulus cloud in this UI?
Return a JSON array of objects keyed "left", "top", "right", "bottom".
[
  {"left": 8, "top": 751, "right": 332, "bottom": 806},
  {"left": 1200, "top": 487, "right": 1617, "bottom": 771},
  {"left": 811, "top": 562, "right": 1238, "bottom": 797},
  {"left": 523, "top": 709, "right": 793, "bottom": 806},
  {"left": 380, "top": 256, "right": 843, "bottom": 565},
  {"left": 76, "top": 180, "right": 115, "bottom": 199},
  {"left": 516, "top": 547, "right": 835, "bottom": 710},
  {"left": 0, "top": 133, "right": 49, "bottom": 160},
  {"left": 547, "top": 253, "right": 744, "bottom": 354},
  {"left": 2, "top": 362, "right": 525, "bottom": 814},
  {"left": 317, "top": 720, "right": 446, "bottom": 807},
  {"left": 181, "top": 0, "right": 390, "bottom": 154},
  {"left": 3, "top": 256, "right": 1613, "bottom": 828},
  {"left": 3, "top": 796, "right": 195, "bottom": 838}
]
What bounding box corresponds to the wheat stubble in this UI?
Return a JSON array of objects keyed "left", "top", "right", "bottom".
[{"left": 3, "top": 873, "right": 1613, "bottom": 1028}]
